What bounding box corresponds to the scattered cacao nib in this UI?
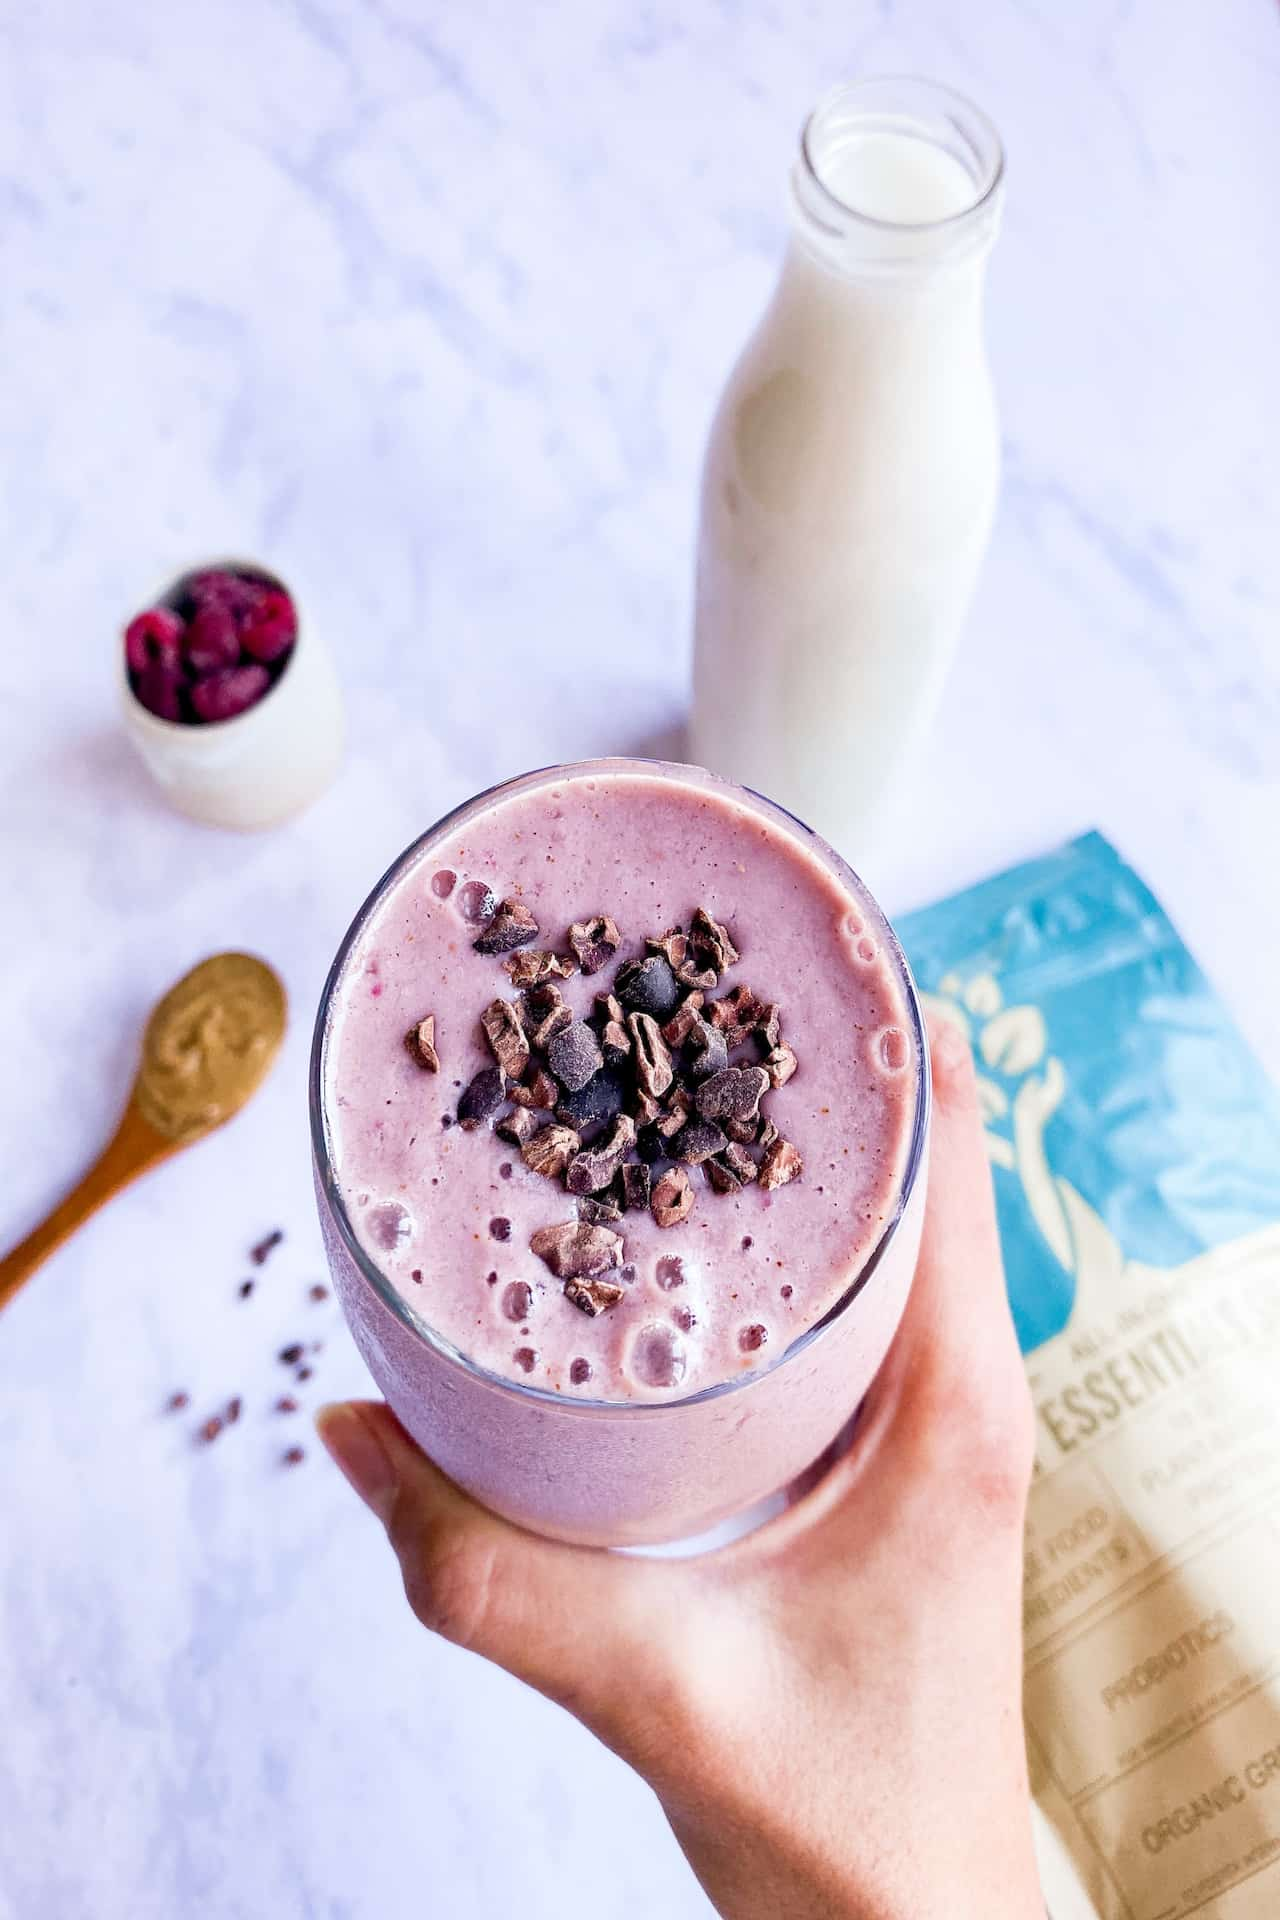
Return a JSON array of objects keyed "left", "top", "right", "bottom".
[
  {"left": 521, "top": 1124, "right": 581, "bottom": 1179},
  {"left": 564, "top": 1276, "right": 626, "bottom": 1316},
  {"left": 757, "top": 1117, "right": 780, "bottom": 1152},
  {"left": 662, "top": 992, "right": 705, "bottom": 1047},
  {"left": 513, "top": 1346, "right": 538, "bottom": 1373},
  {"left": 684, "top": 1017, "right": 729, "bottom": 1083},
  {"left": 276, "top": 1396, "right": 299, "bottom": 1414},
  {"left": 690, "top": 905, "right": 740, "bottom": 975},
  {"left": 759, "top": 1137, "right": 803, "bottom": 1190},
  {"left": 622, "top": 1162, "right": 651, "bottom": 1210},
  {"left": 615, "top": 953, "right": 680, "bottom": 1019},
  {"left": 755, "top": 1003, "right": 783, "bottom": 1050},
  {"left": 633, "top": 1089, "right": 662, "bottom": 1126},
  {"left": 764, "top": 1043, "right": 798, "bottom": 1089},
  {"left": 707, "top": 985, "right": 766, "bottom": 1048},
  {"left": 531, "top": 1220, "right": 623, "bottom": 1280},
  {"left": 250, "top": 1229, "right": 284, "bottom": 1266},
  {"left": 594, "top": 991, "right": 625, "bottom": 1026},
  {"left": 677, "top": 1119, "right": 728, "bottom": 1165},
  {"left": 197, "top": 1415, "right": 224, "bottom": 1446},
  {"left": 739, "top": 1323, "right": 769, "bottom": 1352},
  {"left": 164, "top": 1390, "right": 189, "bottom": 1414},
  {"left": 547, "top": 1020, "right": 604, "bottom": 1093},
  {"left": 489, "top": 1216, "right": 512, "bottom": 1242},
  {"left": 696, "top": 1064, "right": 770, "bottom": 1126},
  {"left": 458, "top": 1065, "right": 507, "bottom": 1130},
  {"left": 279, "top": 1343, "right": 305, "bottom": 1365},
  {"left": 568, "top": 914, "right": 622, "bottom": 976},
  {"left": 309, "top": 1283, "right": 329, "bottom": 1302},
  {"left": 566, "top": 1113, "right": 636, "bottom": 1194},
  {"left": 629, "top": 1012, "right": 674, "bottom": 1100},
  {"left": 225, "top": 1396, "right": 243, "bottom": 1425},
  {"left": 502, "top": 948, "right": 578, "bottom": 987},
  {"left": 723, "top": 1141, "right": 759, "bottom": 1184},
  {"left": 237, "top": 1279, "right": 255, "bottom": 1300},
  {"left": 473, "top": 898, "right": 539, "bottom": 955},
  {"left": 404, "top": 1015, "right": 441, "bottom": 1072},
  {"left": 635, "top": 1123, "right": 665, "bottom": 1164},
  {"left": 497, "top": 1106, "right": 539, "bottom": 1146},
  {"left": 480, "top": 1000, "right": 530, "bottom": 1079},
  {"left": 646, "top": 929, "right": 714, "bottom": 991},
  {"left": 511, "top": 1065, "right": 560, "bottom": 1111},
  {"left": 651, "top": 1166, "right": 694, "bottom": 1228},
  {"left": 704, "top": 1157, "right": 742, "bottom": 1194},
  {"left": 282, "top": 1446, "right": 306, "bottom": 1467},
  {"left": 555, "top": 1071, "right": 626, "bottom": 1135},
  {"left": 656, "top": 1085, "right": 692, "bottom": 1140},
  {"left": 578, "top": 1193, "right": 622, "bottom": 1225},
  {"left": 569, "top": 1357, "right": 592, "bottom": 1385},
  {"left": 726, "top": 1115, "right": 761, "bottom": 1144},
  {"left": 600, "top": 1018, "right": 631, "bottom": 1068},
  {"left": 296, "top": 1365, "right": 314, "bottom": 1382},
  {"left": 520, "top": 982, "right": 573, "bottom": 1050}
]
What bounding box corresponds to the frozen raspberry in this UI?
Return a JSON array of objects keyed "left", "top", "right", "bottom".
[
  {"left": 189, "top": 663, "right": 270, "bottom": 723},
  {"left": 133, "top": 661, "right": 186, "bottom": 721},
  {"left": 188, "top": 569, "right": 267, "bottom": 617},
  {"left": 240, "top": 588, "right": 297, "bottom": 663},
  {"left": 124, "top": 607, "right": 184, "bottom": 675},
  {"left": 183, "top": 599, "right": 241, "bottom": 675}
]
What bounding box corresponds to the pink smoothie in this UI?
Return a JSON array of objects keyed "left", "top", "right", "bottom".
[{"left": 322, "top": 763, "right": 917, "bottom": 1408}]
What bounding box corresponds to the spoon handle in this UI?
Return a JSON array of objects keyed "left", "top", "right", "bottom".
[{"left": 0, "top": 1100, "right": 177, "bottom": 1313}]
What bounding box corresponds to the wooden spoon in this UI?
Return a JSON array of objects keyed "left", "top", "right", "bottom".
[{"left": 0, "top": 952, "right": 286, "bottom": 1313}]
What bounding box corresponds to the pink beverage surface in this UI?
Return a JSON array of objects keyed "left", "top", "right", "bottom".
[{"left": 324, "top": 768, "right": 916, "bottom": 1404}]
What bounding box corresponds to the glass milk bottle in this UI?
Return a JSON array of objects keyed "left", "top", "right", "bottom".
[{"left": 691, "top": 78, "right": 1004, "bottom": 854}]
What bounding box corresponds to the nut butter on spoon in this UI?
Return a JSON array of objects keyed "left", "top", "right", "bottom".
[{"left": 0, "top": 953, "right": 286, "bottom": 1313}]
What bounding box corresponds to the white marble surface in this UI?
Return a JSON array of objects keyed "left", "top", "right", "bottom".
[{"left": 2, "top": 3, "right": 1278, "bottom": 1915}]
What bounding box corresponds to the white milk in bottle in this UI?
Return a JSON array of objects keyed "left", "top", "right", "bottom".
[{"left": 691, "top": 78, "right": 1004, "bottom": 854}]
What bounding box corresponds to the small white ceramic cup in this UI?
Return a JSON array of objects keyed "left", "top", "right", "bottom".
[{"left": 120, "top": 557, "right": 345, "bottom": 831}]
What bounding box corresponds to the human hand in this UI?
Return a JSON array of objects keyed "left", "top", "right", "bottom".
[{"left": 317, "top": 1023, "right": 1042, "bottom": 1920}]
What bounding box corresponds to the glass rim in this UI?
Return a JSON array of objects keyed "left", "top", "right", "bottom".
[
  {"left": 798, "top": 74, "right": 1005, "bottom": 238},
  {"left": 309, "top": 757, "right": 932, "bottom": 1417}
]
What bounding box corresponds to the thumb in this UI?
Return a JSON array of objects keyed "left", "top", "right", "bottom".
[{"left": 316, "top": 1400, "right": 678, "bottom": 1748}]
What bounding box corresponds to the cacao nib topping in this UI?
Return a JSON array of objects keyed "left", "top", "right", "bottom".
[
  {"left": 555, "top": 1072, "right": 626, "bottom": 1135},
  {"left": 458, "top": 1065, "right": 507, "bottom": 1130},
  {"left": 614, "top": 953, "right": 680, "bottom": 1019},
  {"left": 656, "top": 1085, "right": 692, "bottom": 1140},
  {"left": 684, "top": 1017, "right": 729, "bottom": 1083},
  {"left": 521, "top": 1124, "right": 581, "bottom": 1180},
  {"left": 756, "top": 1116, "right": 780, "bottom": 1152},
  {"left": 565, "top": 1113, "right": 637, "bottom": 1195},
  {"left": 629, "top": 1012, "right": 674, "bottom": 1101},
  {"left": 251, "top": 1229, "right": 284, "bottom": 1266},
  {"left": 622, "top": 1162, "right": 651, "bottom": 1210},
  {"left": 502, "top": 948, "right": 579, "bottom": 987},
  {"left": 764, "top": 1043, "right": 798, "bottom": 1089},
  {"left": 569, "top": 1357, "right": 593, "bottom": 1385},
  {"left": 568, "top": 915, "right": 622, "bottom": 976},
  {"left": 594, "top": 992, "right": 625, "bottom": 1026},
  {"left": 690, "top": 905, "right": 740, "bottom": 975},
  {"left": 578, "top": 1193, "right": 622, "bottom": 1225},
  {"left": 480, "top": 999, "right": 530, "bottom": 1079},
  {"left": 635, "top": 1122, "right": 666, "bottom": 1164},
  {"left": 520, "top": 982, "right": 573, "bottom": 1050},
  {"left": 647, "top": 929, "right": 715, "bottom": 992},
  {"left": 564, "top": 1276, "right": 626, "bottom": 1316},
  {"left": 651, "top": 1166, "right": 694, "bottom": 1228},
  {"left": 496, "top": 1106, "right": 538, "bottom": 1147},
  {"left": 695, "top": 1064, "right": 769, "bottom": 1126},
  {"left": 759, "top": 1137, "right": 803, "bottom": 1191},
  {"left": 704, "top": 1157, "right": 742, "bottom": 1194},
  {"left": 722, "top": 1141, "right": 759, "bottom": 1184},
  {"left": 404, "top": 1015, "right": 441, "bottom": 1073},
  {"left": 678, "top": 1120, "right": 728, "bottom": 1166},
  {"left": 511, "top": 1065, "right": 560, "bottom": 1111},
  {"left": 531, "top": 1220, "right": 623, "bottom": 1280},
  {"left": 473, "top": 898, "right": 540, "bottom": 955},
  {"left": 755, "top": 1003, "right": 783, "bottom": 1051},
  {"left": 547, "top": 1020, "right": 604, "bottom": 1094},
  {"left": 739, "top": 1323, "right": 769, "bottom": 1352},
  {"left": 707, "top": 984, "right": 767, "bottom": 1048},
  {"left": 726, "top": 1114, "right": 761, "bottom": 1144},
  {"left": 662, "top": 992, "right": 705, "bottom": 1047},
  {"left": 600, "top": 1018, "right": 632, "bottom": 1068},
  {"left": 489, "top": 1216, "right": 512, "bottom": 1242}
]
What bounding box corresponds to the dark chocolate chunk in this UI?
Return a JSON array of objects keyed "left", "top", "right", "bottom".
[
  {"left": 707, "top": 984, "right": 767, "bottom": 1048},
  {"left": 547, "top": 1020, "right": 604, "bottom": 1094},
  {"left": 622, "top": 1161, "right": 651, "bottom": 1210},
  {"left": 565, "top": 1113, "right": 637, "bottom": 1194},
  {"left": 703, "top": 1157, "right": 741, "bottom": 1194},
  {"left": 502, "top": 948, "right": 579, "bottom": 988},
  {"left": 530, "top": 1220, "right": 624, "bottom": 1280},
  {"left": 568, "top": 915, "right": 622, "bottom": 976},
  {"left": 615, "top": 953, "right": 680, "bottom": 1019},
  {"left": 662, "top": 992, "right": 705, "bottom": 1047},
  {"left": 511, "top": 1065, "right": 560, "bottom": 1111},
  {"left": 480, "top": 999, "right": 530, "bottom": 1080},
  {"left": 695, "top": 1065, "right": 770, "bottom": 1125},
  {"left": 651, "top": 1166, "right": 694, "bottom": 1228},
  {"left": 723, "top": 1141, "right": 759, "bottom": 1183},
  {"left": 404, "top": 1015, "right": 441, "bottom": 1073},
  {"left": 564, "top": 1275, "right": 626, "bottom": 1316},
  {"left": 678, "top": 1119, "right": 728, "bottom": 1165},
  {"left": 759, "top": 1137, "right": 803, "bottom": 1190},
  {"left": 578, "top": 1192, "right": 622, "bottom": 1225},
  {"left": 521, "top": 1124, "right": 581, "bottom": 1179},
  {"left": 629, "top": 1011, "right": 674, "bottom": 1100},
  {"left": 497, "top": 1106, "right": 539, "bottom": 1146},
  {"left": 520, "top": 983, "right": 573, "bottom": 1051},
  {"left": 458, "top": 1065, "right": 507, "bottom": 1130},
  {"left": 689, "top": 905, "right": 740, "bottom": 975},
  {"left": 764, "top": 1043, "right": 798, "bottom": 1088},
  {"left": 473, "top": 898, "right": 540, "bottom": 955},
  {"left": 555, "top": 1071, "right": 626, "bottom": 1135},
  {"left": 684, "top": 1017, "right": 729, "bottom": 1083}
]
